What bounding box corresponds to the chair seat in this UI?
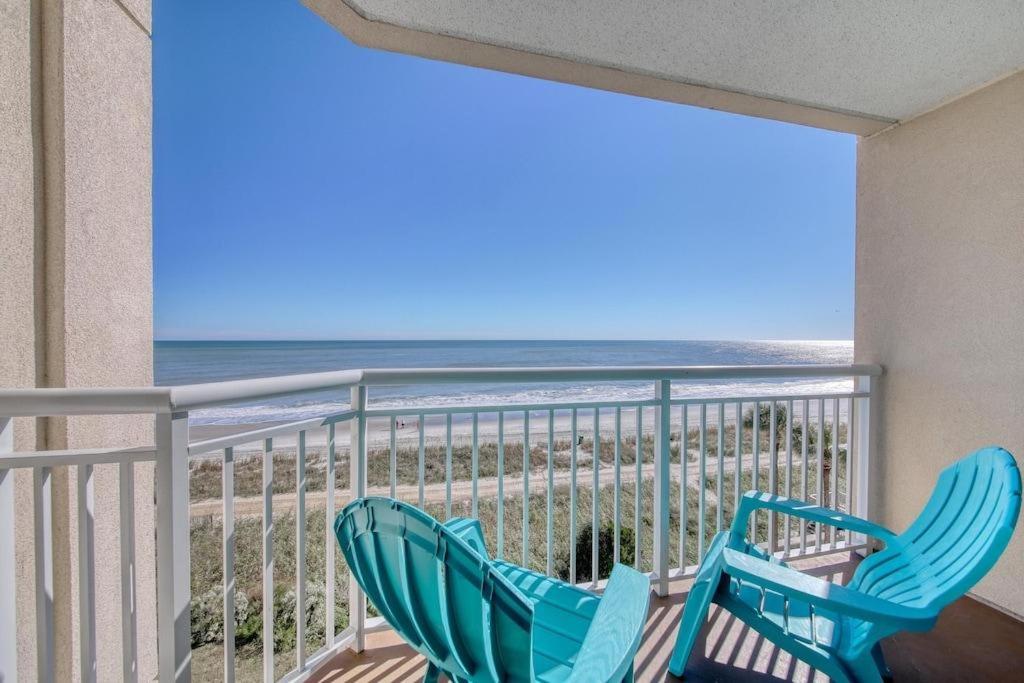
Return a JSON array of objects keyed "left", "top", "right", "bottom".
[
  {"left": 492, "top": 561, "right": 600, "bottom": 682},
  {"left": 724, "top": 575, "right": 841, "bottom": 649}
]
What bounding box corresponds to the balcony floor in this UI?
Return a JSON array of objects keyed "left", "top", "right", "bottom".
[{"left": 311, "top": 552, "right": 1024, "bottom": 682}]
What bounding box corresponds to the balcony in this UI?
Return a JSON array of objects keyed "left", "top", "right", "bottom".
[
  {"left": 2, "top": 363, "right": 1022, "bottom": 682},
  {"left": 318, "top": 552, "right": 1024, "bottom": 682}
]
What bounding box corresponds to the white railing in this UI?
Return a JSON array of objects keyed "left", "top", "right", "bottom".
[{"left": 0, "top": 364, "right": 880, "bottom": 682}]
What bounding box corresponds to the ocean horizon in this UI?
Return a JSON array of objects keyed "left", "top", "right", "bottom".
[{"left": 156, "top": 339, "right": 854, "bottom": 425}]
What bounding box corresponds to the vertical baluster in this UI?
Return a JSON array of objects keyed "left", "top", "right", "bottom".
[
  {"left": 223, "top": 448, "right": 235, "bottom": 682},
  {"left": 418, "top": 414, "right": 426, "bottom": 509},
  {"left": 349, "top": 386, "right": 368, "bottom": 652},
  {"left": 846, "top": 396, "right": 855, "bottom": 543},
  {"left": 119, "top": 458, "right": 139, "bottom": 683},
  {"left": 569, "top": 409, "right": 578, "bottom": 584},
  {"left": 653, "top": 381, "right": 671, "bottom": 596},
  {"left": 296, "top": 432, "right": 307, "bottom": 668},
  {"left": 0, "top": 420, "right": 14, "bottom": 683},
  {"left": 716, "top": 402, "right": 725, "bottom": 534},
  {"left": 614, "top": 407, "right": 622, "bottom": 565},
  {"left": 34, "top": 466, "right": 55, "bottom": 683},
  {"left": 389, "top": 416, "right": 397, "bottom": 499},
  {"left": 445, "top": 414, "right": 453, "bottom": 520},
  {"left": 830, "top": 398, "right": 840, "bottom": 547},
  {"left": 497, "top": 412, "right": 505, "bottom": 559},
  {"left": 698, "top": 403, "right": 707, "bottom": 561},
  {"left": 784, "top": 399, "right": 794, "bottom": 556},
  {"left": 546, "top": 410, "right": 554, "bottom": 577},
  {"left": 155, "top": 412, "right": 191, "bottom": 683},
  {"left": 816, "top": 399, "right": 825, "bottom": 552},
  {"left": 325, "top": 424, "right": 335, "bottom": 648},
  {"left": 592, "top": 408, "right": 600, "bottom": 586},
  {"left": 634, "top": 407, "right": 642, "bottom": 569},
  {"left": 750, "top": 401, "right": 760, "bottom": 543},
  {"left": 522, "top": 411, "right": 530, "bottom": 568},
  {"left": 853, "top": 376, "right": 873, "bottom": 549},
  {"left": 800, "top": 400, "right": 809, "bottom": 553},
  {"left": 77, "top": 463, "right": 97, "bottom": 683},
  {"left": 262, "top": 437, "right": 274, "bottom": 680},
  {"left": 768, "top": 402, "right": 778, "bottom": 553},
  {"left": 0, "top": 421, "right": 12, "bottom": 683},
  {"left": 734, "top": 402, "right": 743, "bottom": 529},
  {"left": 471, "top": 413, "right": 479, "bottom": 517},
  {"left": 680, "top": 405, "right": 688, "bottom": 570}
]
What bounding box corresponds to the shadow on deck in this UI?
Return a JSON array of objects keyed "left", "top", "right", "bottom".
[{"left": 312, "top": 552, "right": 1024, "bottom": 682}]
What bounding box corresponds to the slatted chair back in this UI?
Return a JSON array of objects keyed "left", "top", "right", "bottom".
[
  {"left": 336, "top": 497, "right": 535, "bottom": 682},
  {"left": 849, "top": 446, "right": 1021, "bottom": 613}
]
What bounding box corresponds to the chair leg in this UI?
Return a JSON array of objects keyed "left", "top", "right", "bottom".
[
  {"left": 846, "top": 652, "right": 885, "bottom": 683},
  {"left": 871, "top": 643, "right": 893, "bottom": 682},
  {"left": 423, "top": 661, "right": 441, "bottom": 683},
  {"left": 670, "top": 532, "right": 732, "bottom": 678},
  {"left": 667, "top": 574, "right": 716, "bottom": 677}
]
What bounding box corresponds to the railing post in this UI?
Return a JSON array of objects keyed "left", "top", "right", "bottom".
[
  {"left": 653, "top": 380, "right": 671, "bottom": 596},
  {"left": 853, "top": 375, "right": 873, "bottom": 553},
  {"left": 349, "top": 385, "right": 367, "bottom": 652},
  {"left": 155, "top": 411, "right": 191, "bottom": 682},
  {"left": 0, "top": 417, "right": 15, "bottom": 682}
]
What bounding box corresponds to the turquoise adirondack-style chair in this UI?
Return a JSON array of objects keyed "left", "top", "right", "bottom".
[
  {"left": 335, "top": 497, "right": 651, "bottom": 682},
  {"left": 669, "top": 446, "right": 1021, "bottom": 682}
]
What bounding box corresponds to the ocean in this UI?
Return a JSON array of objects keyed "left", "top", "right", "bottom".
[{"left": 155, "top": 340, "right": 853, "bottom": 425}]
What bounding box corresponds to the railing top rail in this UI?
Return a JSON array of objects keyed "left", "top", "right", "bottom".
[
  {"left": 0, "top": 446, "right": 156, "bottom": 469},
  {"left": 170, "top": 368, "right": 364, "bottom": 412},
  {"left": 171, "top": 364, "right": 880, "bottom": 409},
  {"left": 0, "top": 364, "right": 882, "bottom": 415},
  {"left": 0, "top": 387, "right": 174, "bottom": 417},
  {"left": 352, "top": 364, "right": 881, "bottom": 385}
]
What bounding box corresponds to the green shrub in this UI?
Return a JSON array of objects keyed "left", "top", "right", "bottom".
[
  {"left": 190, "top": 581, "right": 345, "bottom": 650},
  {"left": 555, "top": 522, "right": 635, "bottom": 583}
]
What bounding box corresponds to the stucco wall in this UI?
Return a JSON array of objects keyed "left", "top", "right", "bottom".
[
  {"left": 857, "top": 71, "right": 1024, "bottom": 616},
  {"left": 0, "top": 0, "right": 155, "bottom": 679},
  {"left": 1, "top": 2, "right": 43, "bottom": 676}
]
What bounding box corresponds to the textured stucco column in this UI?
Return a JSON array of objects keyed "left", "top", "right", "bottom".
[
  {"left": 0, "top": 0, "right": 155, "bottom": 680},
  {"left": 856, "top": 71, "right": 1024, "bottom": 617},
  {"left": 1, "top": 2, "right": 45, "bottom": 674}
]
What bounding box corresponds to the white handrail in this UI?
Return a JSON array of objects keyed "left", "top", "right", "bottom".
[
  {"left": 0, "top": 387, "right": 173, "bottom": 416},
  {"left": 0, "top": 364, "right": 882, "bottom": 415}
]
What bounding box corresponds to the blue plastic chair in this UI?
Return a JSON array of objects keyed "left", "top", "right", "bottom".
[
  {"left": 335, "top": 497, "right": 651, "bottom": 682},
  {"left": 669, "top": 446, "right": 1021, "bottom": 682}
]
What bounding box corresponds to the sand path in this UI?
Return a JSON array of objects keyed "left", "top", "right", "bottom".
[{"left": 188, "top": 451, "right": 807, "bottom": 518}]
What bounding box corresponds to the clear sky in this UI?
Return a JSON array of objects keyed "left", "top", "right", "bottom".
[{"left": 154, "top": 0, "right": 856, "bottom": 341}]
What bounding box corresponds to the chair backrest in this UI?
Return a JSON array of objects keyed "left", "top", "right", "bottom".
[
  {"left": 335, "top": 497, "right": 535, "bottom": 681},
  {"left": 850, "top": 446, "right": 1021, "bottom": 612}
]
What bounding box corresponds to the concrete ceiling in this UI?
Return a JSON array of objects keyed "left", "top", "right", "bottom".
[{"left": 304, "top": 0, "right": 1024, "bottom": 136}]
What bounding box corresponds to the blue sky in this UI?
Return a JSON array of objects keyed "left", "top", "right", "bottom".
[{"left": 154, "top": 0, "right": 855, "bottom": 341}]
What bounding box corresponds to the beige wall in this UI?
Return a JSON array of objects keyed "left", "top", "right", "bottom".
[
  {"left": 857, "top": 71, "right": 1024, "bottom": 616},
  {"left": 0, "top": 0, "right": 155, "bottom": 679}
]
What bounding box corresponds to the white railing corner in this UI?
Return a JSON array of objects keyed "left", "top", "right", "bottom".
[
  {"left": 853, "top": 374, "right": 873, "bottom": 552},
  {"left": 155, "top": 411, "right": 191, "bottom": 682},
  {"left": 348, "top": 385, "right": 368, "bottom": 653},
  {"left": 652, "top": 379, "right": 671, "bottom": 597}
]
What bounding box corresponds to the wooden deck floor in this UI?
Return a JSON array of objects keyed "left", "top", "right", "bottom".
[{"left": 311, "top": 552, "right": 1024, "bottom": 682}]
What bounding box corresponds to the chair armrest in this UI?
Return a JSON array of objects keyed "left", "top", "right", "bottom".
[
  {"left": 443, "top": 517, "right": 490, "bottom": 560},
  {"left": 720, "top": 548, "right": 936, "bottom": 630},
  {"left": 566, "top": 564, "right": 651, "bottom": 683},
  {"left": 732, "top": 491, "right": 897, "bottom": 543}
]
